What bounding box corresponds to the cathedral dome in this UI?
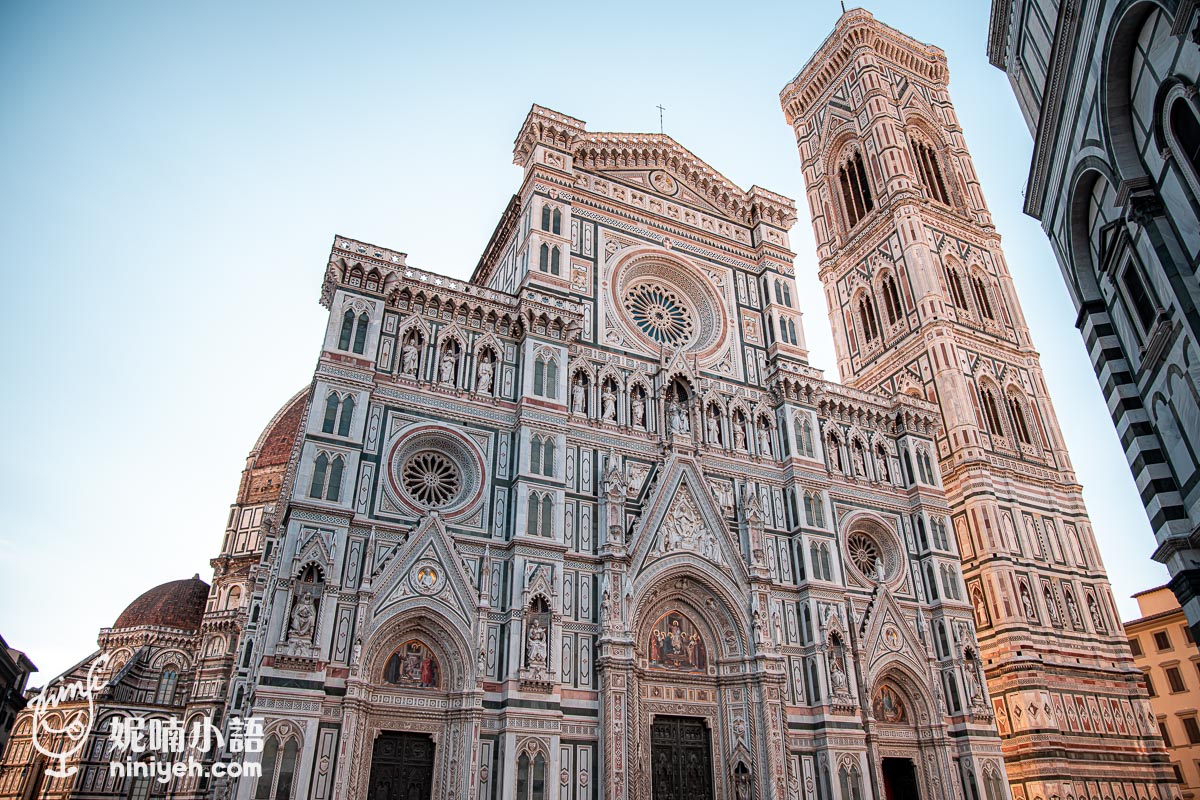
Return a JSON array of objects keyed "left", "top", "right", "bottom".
[
  {"left": 112, "top": 575, "right": 210, "bottom": 631},
  {"left": 250, "top": 389, "right": 308, "bottom": 469}
]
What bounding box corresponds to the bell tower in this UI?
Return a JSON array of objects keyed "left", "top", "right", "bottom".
[{"left": 782, "top": 10, "right": 1175, "bottom": 800}]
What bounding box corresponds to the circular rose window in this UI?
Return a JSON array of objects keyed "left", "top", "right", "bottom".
[
  {"left": 385, "top": 427, "right": 484, "bottom": 517},
  {"left": 847, "top": 531, "right": 882, "bottom": 576},
  {"left": 609, "top": 252, "right": 727, "bottom": 358},
  {"left": 622, "top": 282, "right": 695, "bottom": 347},
  {"left": 401, "top": 451, "right": 461, "bottom": 508}
]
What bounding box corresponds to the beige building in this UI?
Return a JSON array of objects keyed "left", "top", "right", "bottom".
[{"left": 1128, "top": 585, "right": 1200, "bottom": 797}]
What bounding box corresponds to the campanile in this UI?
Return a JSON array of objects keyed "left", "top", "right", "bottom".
[{"left": 782, "top": 10, "right": 1175, "bottom": 799}]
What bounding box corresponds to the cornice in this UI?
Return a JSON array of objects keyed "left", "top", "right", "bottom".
[
  {"left": 1022, "top": 0, "right": 1082, "bottom": 218},
  {"left": 781, "top": 9, "right": 948, "bottom": 125}
]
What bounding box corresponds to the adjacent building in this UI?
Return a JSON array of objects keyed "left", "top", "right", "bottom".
[
  {"left": 1127, "top": 585, "right": 1200, "bottom": 797},
  {"left": 0, "top": 636, "right": 35, "bottom": 756},
  {"left": 0, "top": 577, "right": 209, "bottom": 800},
  {"left": 988, "top": 0, "right": 1200, "bottom": 639}
]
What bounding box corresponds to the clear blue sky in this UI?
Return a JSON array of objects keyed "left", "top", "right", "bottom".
[{"left": 0, "top": 1, "right": 1167, "bottom": 682}]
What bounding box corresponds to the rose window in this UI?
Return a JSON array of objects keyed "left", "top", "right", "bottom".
[
  {"left": 847, "top": 532, "right": 882, "bottom": 576},
  {"left": 401, "top": 451, "right": 461, "bottom": 508},
  {"left": 622, "top": 283, "right": 695, "bottom": 347}
]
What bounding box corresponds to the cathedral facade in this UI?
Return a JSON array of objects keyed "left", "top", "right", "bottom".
[
  {"left": 0, "top": 10, "right": 1176, "bottom": 800},
  {"left": 231, "top": 92, "right": 1006, "bottom": 796}
]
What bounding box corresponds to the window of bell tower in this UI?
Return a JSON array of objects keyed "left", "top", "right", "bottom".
[{"left": 837, "top": 150, "right": 874, "bottom": 229}]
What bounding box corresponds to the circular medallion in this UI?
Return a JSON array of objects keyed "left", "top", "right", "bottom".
[
  {"left": 413, "top": 563, "right": 441, "bottom": 595},
  {"left": 650, "top": 170, "right": 678, "bottom": 195}
]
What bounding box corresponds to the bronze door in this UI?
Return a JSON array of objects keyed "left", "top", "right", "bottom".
[
  {"left": 650, "top": 716, "right": 714, "bottom": 800},
  {"left": 367, "top": 732, "right": 436, "bottom": 800},
  {"left": 882, "top": 757, "right": 921, "bottom": 800}
]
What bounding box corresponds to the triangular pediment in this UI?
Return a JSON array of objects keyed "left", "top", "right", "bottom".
[
  {"left": 860, "top": 585, "right": 927, "bottom": 677},
  {"left": 629, "top": 457, "right": 750, "bottom": 586},
  {"left": 371, "top": 513, "right": 478, "bottom": 629}
]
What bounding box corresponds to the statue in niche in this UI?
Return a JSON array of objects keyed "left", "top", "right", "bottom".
[
  {"left": 1043, "top": 588, "right": 1060, "bottom": 625},
  {"left": 1088, "top": 595, "right": 1105, "bottom": 631},
  {"left": 734, "top": 770, "right": 751, "bottom": 800},
  {"left": 401, "top": 339, "right": 420, "bottom": 376},
  {"left": 601, "top": 384, "right": 617, "bottom": 421},
  {"left": 439, "top": 347, "right": 457, "bottom": 384},
  {"left": 1020, "top": 584, "right": 1036, "bottom": 620},
  {"left": 733, "top": 416, "right": 747, "bottom": 450},
  {"left": 631, "top": 392, "right": 646, "bottom": 428},
  {"left": 668, "top": 398, "right": 689, "bottom": 435},
  {"left": 709, "top": 480, "right": 733, "bottom": 510},
  {"left": 476, "top": 356, "right": 494, "bottom": 394},
  {"left": 973, "top": 592, "right": 987, "bottom": 627},
  {"left": 757, "top": 421, "right": 772, "bottom": 455},
  {"left": 965, "top": 662, "right": 983, "bottom": 704},
  {"left": 526, "top": 621, "right": 548, "bottom": 669},
  {"left": 875, "top": 446, "right": 890, "bottom": 482},
  {"left": 706, "top": 409, "right": 721, "bottom": 444},
  {"left": 828, "top": 439, "right": 842, "bottom": 471},
  {"left": 829, "top": 654, "right": 848, "bottom": 694},
  {"left": 289, "top": 592, "right": 316, "bottom": 641},
  {"left": 572, "top": 377, "right": 587, "bottom": 415},
  {"left": 1065, "top": 592, "right": 1082, "bottom": 628},
  {"left": 852, "top": 443, "right": 867, "bottom": 477}
]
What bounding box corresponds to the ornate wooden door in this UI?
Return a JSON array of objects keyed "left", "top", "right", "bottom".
[
  {"left": 367, "top": 732, "right": 436, "bottom": 800},
  {"left": 650, "top": 716, "right": 714, "bottom": 800}
]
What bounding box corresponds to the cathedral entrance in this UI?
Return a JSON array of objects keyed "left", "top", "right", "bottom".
[
  {"left": 881, "top": 757, "right": 920, "bottom": 800},
  {"left": 366, "top": 731, "right": 436, "bottom": 800},
  {"left": 650, "top": 715, "right": 714, "bottom": 800}
]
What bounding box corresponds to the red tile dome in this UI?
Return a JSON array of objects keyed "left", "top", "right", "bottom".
[{"left": 113, "top": 575, "right": 210, "bottom": 632}]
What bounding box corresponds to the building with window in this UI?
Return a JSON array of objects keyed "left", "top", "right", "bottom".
[
  {"left": 1127, "top": 585, "right": 1200, "bottom": 796},
  {"left": 988, "top": 0, "right": 1200, "bottom": 642},
  {"left": 0, "top": 636, "right": 35, "bottom": 756},
  {"left": 0, "top": 576, "right": 210, "bottom": 800}
]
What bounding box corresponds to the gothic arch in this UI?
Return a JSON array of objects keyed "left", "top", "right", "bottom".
[
  {"left": 149, "top": 648, "right": 193, "bottom": 671},
  {"left": 396, "top": 314, "right": 432, "bottom": 346},
  {"left": 663, "top": 370, "right": 697, "bottom": 401},
  {"left": 850, "top": 285, "right": 883, "bottom": 349},
  {"left": 1003, "top": 381, "right": 1041, "bottom": 447},
  {"left": 632, "top": 569, "right": 751, "bottom": 664},
  {"left": 977, "top": 375, "right": 1009, "bottom": 439},
  {"left": 903, "top": 113, "right": 959, "bottom": 207},
  {"left": 941, "top": 253, "right": 974, "bottom": 316},
  {"left": 869, "top": 660, "right": 938, "bottom": 727},
  {"left": 362, "top": 605, "right": 475, "bottom": 694}
]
